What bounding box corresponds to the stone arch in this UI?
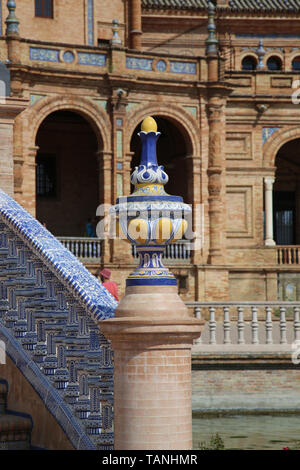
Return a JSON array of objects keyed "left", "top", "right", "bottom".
[
  {"left": 264, "top": 53, "right": 284, "bottom": 71},
  {"left": 26, "top": 94, "right": 111, "bottom": 153},
  {"left": 263, "top": 126, "right": 300, "bottom": 168},
  {"left": 241, "top": 53, "right": 258, "bottom": 70},
  {"left": 125, "top": 102, "right": 200, "bottom": 157}
]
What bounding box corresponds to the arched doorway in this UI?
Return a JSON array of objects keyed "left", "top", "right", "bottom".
[
  {"left": 130, "top": 116, "right": 192, "bottom": 203},
  {"left": 274, "top": 138, "right": 300, "bottom": 244},
  {"left": 35, "top": 110, "right": 100, "bottom": 236}
]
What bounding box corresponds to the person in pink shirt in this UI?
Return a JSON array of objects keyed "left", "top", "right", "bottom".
[{"left": 99, "top": 268, "right": 119, "bottom": 301}]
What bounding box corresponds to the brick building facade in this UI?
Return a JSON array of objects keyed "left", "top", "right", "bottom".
[{"left": 1, "top": 0, "right": 300, "bottom": 301}]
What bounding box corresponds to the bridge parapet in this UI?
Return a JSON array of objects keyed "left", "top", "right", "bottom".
[{"left": 0, "top": 189, "right": 117, "bottom": 450}]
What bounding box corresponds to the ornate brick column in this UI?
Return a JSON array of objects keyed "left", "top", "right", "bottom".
[
  {"left": 24, "top": 146, "right": 39, "bottom": 217},
  {"left": 205, "top": 1, "right": 232, "bottom": 269},
  {"left": 129, "top": 0, "right": 142, "bottom": 50},
  {"left": 186, "top": 155, "right": 203, "bottom": 265},
  {"left": 207, "top": 93, "right": 226, "bottom": 265},
  {"left": 101, "top": 117, "right": 203, "bottom": 449}
]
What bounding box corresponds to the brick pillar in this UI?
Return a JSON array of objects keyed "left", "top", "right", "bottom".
[
  {"left": 207, "top": 92, "right": 226, "bottom": 265},
  {"left": 124, "top": 151, "right": 134, "bottom": 196},
  {"left": 129, "top": 0, "right": 142, "bottom": 50},
  {"left": 186, "top": 155, "right": 203, "bottom": 264},
  {"left": 97, "top": 150, "right": 113, "bottom": 265},
  {"left": 110, "top": 92, "right": 132, "bottom": 264},
  {"left": 22, "top": 145, "right": 39, "bottom": 217},
  {"left": 101, "top": 285, "right": 203, "bottom": 450}
]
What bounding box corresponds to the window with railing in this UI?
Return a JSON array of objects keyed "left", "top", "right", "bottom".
[{"left": 35, "top": 0, "right": 53, "bottom": 18}]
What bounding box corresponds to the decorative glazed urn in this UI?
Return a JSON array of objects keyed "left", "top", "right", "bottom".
[{"left": 110, "top": 116, "right": 191, "bottom": 287}]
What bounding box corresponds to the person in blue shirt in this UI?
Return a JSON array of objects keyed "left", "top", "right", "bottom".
[{"left": 85, "top": 218, "right": 96, "bottom": 237}]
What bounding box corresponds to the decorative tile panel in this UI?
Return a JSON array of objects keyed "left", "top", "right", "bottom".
[
  {"left": 29, "top": 47, "right": 59, "bottom": 63},
  {"left": 117, "top": 174, "right": 123, "bottom": 197},
  {"left": 262, "top": 127, "right": 280, "bottom": 146},
  {"left": 169, "top": 61, "right": 196, "bottom": 74},
  {"left": 126, "top": 57, "right": 153, "bottom": 71},
  {"left": 77, "top": 52, "right": 106, "bottom": 66},
  {"left": 87, "top": 0, "right": 94, "bottom": 46},
  {"left": 126, "top": 102, "right": 139, "bottom": 112},
  {"left": 126, "top": 56, "right": 196, "bottom": 75},
  {"left": 183, "top": 106, "right": 197, "bottom": 118},
  {"left": 116, "top": 130, "right": 123, "bottom": 159},
  {"left": 94, "top": 99, "right": 107, "bottom": 110},
  {"left": 62, "top": 51, "right": 75, "bottom": 63},
  {"left": 30, "top": 94, "right": 46, "bottom": 106}
]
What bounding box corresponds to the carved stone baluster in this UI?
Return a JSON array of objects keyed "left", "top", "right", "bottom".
[
  {"left": 265, "top": 306, "right": 273, "bottom": 344},
  {"left": 223, "top": 305, "right": 231, "bottom": 344},
  {"left": 209, "top": 306, "right": 216, "bottom": 344},
  {"left": 251, "top": 306, "right": 259, "bottom": 344},
  {"left": 294, "top": 306, "right": 300, "bottom": 344},
  {"left": 280, "top": 306, "right": 287, "bottom": 344},
  {"left": 237, "top": 306, "right": 245, "bottom": 344},
  {"left": 194, "top": 306, "right": 202, "bottom": 344}
]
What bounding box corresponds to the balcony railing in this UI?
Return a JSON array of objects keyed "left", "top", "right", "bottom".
[
  {"left": 132, "top": 240, "right": 191, "bottom": 262},
  {"left": 57, "top": 237, "right": 102, "bottom": 260},
  {"left": 277, "top": 246, "right": 300, "bottom": 265},
  {"left": 57, "top": 237, "right": 192, "bottom": 262},
  {"left": 187, "top": 301, "right": 300, "bottom": 352}
]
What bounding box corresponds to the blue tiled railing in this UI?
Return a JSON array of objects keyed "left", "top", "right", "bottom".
[{"left": 0, "top": 190, "right": 117, "bottom": 450}]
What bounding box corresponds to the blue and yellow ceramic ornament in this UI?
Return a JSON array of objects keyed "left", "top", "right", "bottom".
[{"left": 111, "top": 116, "right": 191, "bottom": 286}]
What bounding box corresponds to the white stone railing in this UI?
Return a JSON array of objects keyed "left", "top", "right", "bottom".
[
  {"left": 277, "top": 246, "right": 300, "bottom": 265},
  {"left": 186, "top": 301, "right": 300, "bottom": 352},
  {"left": 57, "top": 237, "right": 102, "bottom": 260},
  {"left": 132, "top": 240, "right": 191, "bottom": 261}
]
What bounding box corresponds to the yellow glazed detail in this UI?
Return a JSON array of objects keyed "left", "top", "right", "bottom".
[{"left": 141, "top": 116, "right": 158, "bottom": 133}]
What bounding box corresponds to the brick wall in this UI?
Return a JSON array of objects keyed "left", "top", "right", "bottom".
[
  {"left": 192, "top": 353, "right": 300, "bottom": 411},
  {"left": 4, "top": 0, "right": 125, "bottom": 46}
]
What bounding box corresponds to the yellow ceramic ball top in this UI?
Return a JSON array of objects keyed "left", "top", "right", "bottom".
[{"left": 141, "top": 116, "right": 158, "bottom": 133}]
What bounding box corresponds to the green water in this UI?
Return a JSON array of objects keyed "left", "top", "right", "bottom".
[{"left": 192, "top": 414, "right": 300, "bottom": 450}]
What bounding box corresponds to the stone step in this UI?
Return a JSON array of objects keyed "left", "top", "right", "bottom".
[{"left": 0, "top": 379, "right": 33, "bottom": 450}]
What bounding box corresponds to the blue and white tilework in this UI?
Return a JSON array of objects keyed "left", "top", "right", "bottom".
[
  {"left": 77, "top": 52, "right": 106, "bottom": 66},
  {"left": 30, "top": 47, "right": 59, "bottom": 63},
  {"left": 169, "top": 61, "right": 196, "bottom": 74},
  {"left": 87, "top": 0, "right": 94, "bottom": 46},
  {"left": 0, "top": 189, "right": 116, "bottom": 449},
  {"left": 0, "top": 190, "right": 116, "bottom": 319},
  {"left": 262, "top": 127, "right": 280, "bottom": 146},
  {"left": 126, "top": 56, "right": 153, "bottom": 71}
]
